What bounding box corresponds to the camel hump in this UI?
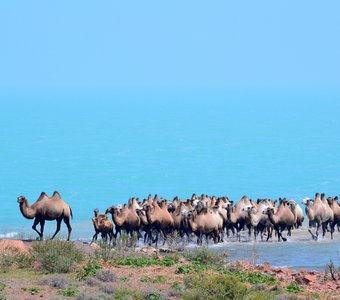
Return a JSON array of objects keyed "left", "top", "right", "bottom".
[
  {"left": 52, "top": 191, "right": 61, "bottom": 200},
  {"left": 37, "top": 192, "right": 48, "bottom": 201}
]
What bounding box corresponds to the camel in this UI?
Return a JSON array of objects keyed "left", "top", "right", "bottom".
[
  {"left": 185, "top": 207, "right": 224, "bottom": 245},
  {"left": 144, "top": 199, "right": 174, "bottom": 246},
  {"left": 328, "top": 196, "right": 340, "bottom": 233},
  {"left": 287, "top": 200, "right": 304, "bottom": 228},
  {"left": 17, "top": 191, "right": 73, "bottom": 241},
  {"left": 243, "top": 200, "right": 273, "bottom": 241},
  {"left": 263, "top": 199, "right": 295, "bottom": 242},
  {"left": 106, "top": 202, "right": 141, "bottom": 239},
  {"left": 91, "top": 209, "right": 114, "bottom": 243},
  {"left": 231, "top": 196, "right": 253, "bottom": 241},
  {"left": 303, "top": 193, "right": 334, "bottom": 240}
]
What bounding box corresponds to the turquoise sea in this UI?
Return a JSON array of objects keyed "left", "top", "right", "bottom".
[{"left": 1, "top": 89, "right": 340, "bottom": 269}]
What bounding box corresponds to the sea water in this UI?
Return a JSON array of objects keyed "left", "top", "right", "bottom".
[{"left": 1, "top": 89, "right": 340, "bottom": 268}]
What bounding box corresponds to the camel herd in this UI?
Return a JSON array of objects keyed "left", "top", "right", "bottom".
[{"left": 16, "top": 192, "right": 340, "bottom": 245}]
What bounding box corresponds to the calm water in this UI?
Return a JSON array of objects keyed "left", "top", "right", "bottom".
[{"left": 1, "top": 89, "right": 340, "bottom": 268}]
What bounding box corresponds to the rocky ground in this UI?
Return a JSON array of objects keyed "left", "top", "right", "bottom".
[{"left": 0, "top": 239, "right": 340, "bottom": 299}]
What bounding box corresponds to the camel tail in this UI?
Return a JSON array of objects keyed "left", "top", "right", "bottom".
[{"left": 70, "top": 206, "right": 73, "bottom": 219}]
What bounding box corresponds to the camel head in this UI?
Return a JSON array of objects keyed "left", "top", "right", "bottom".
[
  {"left": 105, "top": 206, "right": 115, "bottom": 214},
  {"left": 302, "top": 198, "right": 313, "bottom": 206},
  {"left": 263, "top": 207, "right": 274, "bottom": 216},
  {"left": 17, "top": 196, "right": 27, "bottom": 205}
]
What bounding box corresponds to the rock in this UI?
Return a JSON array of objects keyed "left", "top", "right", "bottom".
[
  {"left": 303, "top": 274, "right": 317, "bottom": 284},
  {"left": 137, "top": 247, "right": 157, "bottom": 255},
  {"left": 159, "top": 248, "right": 177, "bottom": 253},
  {"left": 0, "top": 239, "right": 29, "bottom": 253}
]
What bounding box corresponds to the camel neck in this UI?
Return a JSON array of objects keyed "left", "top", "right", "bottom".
[{"left": 19, "top": 201, "right": 35, "bottom": 219}]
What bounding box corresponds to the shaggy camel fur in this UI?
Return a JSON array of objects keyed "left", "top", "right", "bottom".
[
  {"left": 17, "top": 191, "right": 73, "bottom": 240},
  {"left": 91, "top": 209, "right": 114, "bottom": 243}
]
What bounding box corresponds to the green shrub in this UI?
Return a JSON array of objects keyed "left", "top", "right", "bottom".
[
  {"left": 146, "top": 293, "right": 163, "bottom": 300},
  {"left": 140, "top": 275, "right": 166, "bottom": 283},
  {"left": 0, "top": 283, "right": 5, "bottom": 292},
  {"left": 225, "top": 270, "right": 277, "bottom": 285},
  {"left": 94, "top": 242, "right": 115, "bottom": 262},
  {"left": 184, "top": 247, "right": 224, "bottom": 267},
  {"left": 182, "top": 273, "right": 247, "bottom": 300},
  {"left": 30, "top": 240, "right": 84, "bottom": 273},
  {"left": 77, "top": 260, "right": 101, "bottom": 280},
  {"left": 285, "top": 282, "right": 304, "bottom": 294},
  {"left": 0, "top": 252, "right": 33, "bottom": 272},
  {"left": 115, "top": 255, "right": 178, "bottom": 267},
  {"left": 22, "top": 287, "right": 42, "bottom": 293},
  {"left": 113, "top": 288, "right": 143, "bottom": 300},
  {"left": 58, "top": 287, "right": 80, "bottom": 297}
]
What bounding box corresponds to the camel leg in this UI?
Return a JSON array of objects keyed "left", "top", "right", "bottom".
[
  {"left": 92, "top": 232, "right": 98, "bottom": 243},
  {"left": 40, "top": 219, "right": 45, "bottom": 240},
  {"left": 51, "top": 218, "right": 62, "bottom": 240},
  {"left": 32, "top": 218, "right": 42, "bottom": 240},
  {"left": 63, "top": 217, "right": 72, "bottom": 241}
]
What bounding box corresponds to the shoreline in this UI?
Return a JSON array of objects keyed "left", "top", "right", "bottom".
[{"left": 0, "top": 239, "right": 340, "bottom": 299}]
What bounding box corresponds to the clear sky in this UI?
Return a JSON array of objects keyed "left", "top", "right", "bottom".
[{"left": 0, "top": 1, "right": 339, "bottom": 92}]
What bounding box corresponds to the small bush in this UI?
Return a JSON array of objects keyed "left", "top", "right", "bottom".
[
  {"left": 100, "top": 285, "right": 116, "bottom": 295},
  {"left": 58, "top": 287, "right": 80, "bottom": 297},
  {"left": 140, "top": 275, "right": 166, "bottom": 283},
  {"left": 182, "top": 273, "right": 247, "bottom": 300},
  {"left": 146, "top": 293, "right": 163, "bottom": 300},
  {"left": 30, "top": 240, "right": 84, "bottom": 273},
  {"left": 22, "top": 287, "right": 42, "bottom": 293},
  {"left": 77, "top": 261, "right": 101, "bottom": 280},
  {"left": 168, "top": 282, "right": 183, "bottom": 297},
  {"left": 285, "top": 282, "right": 304, "bottom": 294},
  {"left": 0, "top": 283, "right": 5, "bottom": 292},
  {"left": 0, "top": 252, "right": 33, "bottom": 272},
  {"left": 41, "top": 275, "right": 68, "bottom": 289},
  {"left": 113, "top": 289, "right": 143, "bottom": 300},
  {"left": 226, "top": 270, "right": 277, "bottom": 285},
  {"left": 83, "top": 277, "right": 99, "bottom": 287},
  {"left": 115, "top": 255, "right": 178, "bottom": 267},
  {"left": 94, "top": 242, "right": 115, "bottom": 262},
  {"left": 184, "top": 247, "right": 224, "bottom": 267},
  {"left": 95, "top": 269, "right": 116, "bottom": 282}
]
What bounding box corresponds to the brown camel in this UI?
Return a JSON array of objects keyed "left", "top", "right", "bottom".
[
  {"left": 144, "top": 199, "right": 174, "bottom": 246},
  {"left": 303, "top": 193, "right": 334, "bottom": 240},
  {"left": 17, "top": 191, "right": 73, "bottom": 241},
  {"left": 91, "top": 209, "right": 114, "bottom": 243},
  {"left": 263, "top": 199, "right": 295, "bottom": 242},
  {"left": 106, "top": 203, "right": 141, "bottom": 238},
  {"left": 185, "top": 207, "right": 223, "bottom": 245},
  {"left": 328, "top": 196, "right": 340, "bottom": 233},
  {"left": 287, "top": 200, "right": 304, "bottom": 229}
]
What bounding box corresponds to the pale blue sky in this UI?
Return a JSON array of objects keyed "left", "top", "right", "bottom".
[{"left": 0, "top": 1, "right": 339, "bottom": 91}]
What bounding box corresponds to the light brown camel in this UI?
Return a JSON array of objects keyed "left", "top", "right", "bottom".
[
  {"left": 303, "top": 193, "right": 334, "bottom": 240},
  {"left": 185, "top": 206, "right": 223, "bottom": 245},
  {"left": 106, "top": 203, "right": 141, "bottom": 238},
  {"left": 91, "top": 209, "right": 114, "bottom": 243},
  {"left": 17, "top": 191, "right": 72, "bottom": 240},
  {"left": 263, "top": 199, "right": 295, "bottom": 242},
  {"left": 144, "top": 199, "right": 174, "bottom": 246},
  {"left": 328, "top": 196, "right": 340, "bottom": 233},
  {"left": 287, "top": 200, "right": 304, "bottom": 228}
]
